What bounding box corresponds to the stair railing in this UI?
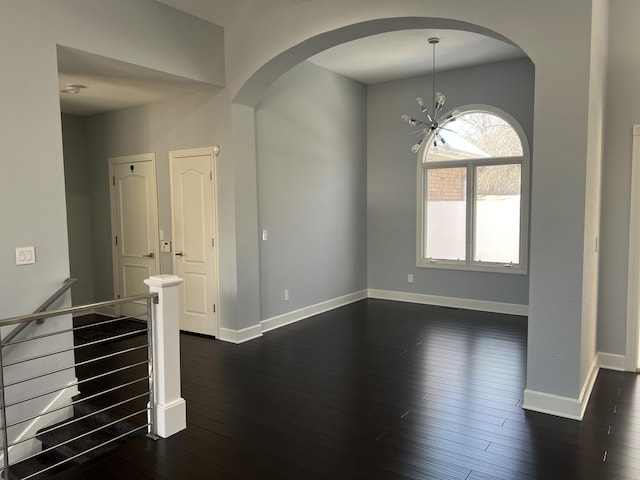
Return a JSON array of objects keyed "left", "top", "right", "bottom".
[
  {"left": 1, "top": 277, "right": 77, "bottom": 348},
  {"left": 0, "top": 274, "right": 186, "bottom": 480}
]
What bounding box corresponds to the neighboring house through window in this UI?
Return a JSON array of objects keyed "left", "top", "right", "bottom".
[{"left": 417, "top": 106, "right": 529, "bottom": 274}]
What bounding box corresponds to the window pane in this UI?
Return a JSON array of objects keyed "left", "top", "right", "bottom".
[
  {"left": 426, "top": 112, "right": 523, "bottom": 162},
  {"left": 474, "top": 164, "right": 521, "bottom": 264},
  {"left": 425, "top": 167, "right": 467, "bottom": 260}
]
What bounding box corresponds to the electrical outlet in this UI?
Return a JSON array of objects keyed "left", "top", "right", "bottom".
[
  {"left": 408, "top": 274, "right": 414, "bottom": 283},
  {"left": 284, "top": 289, "right": 289, "bottom": 302}
]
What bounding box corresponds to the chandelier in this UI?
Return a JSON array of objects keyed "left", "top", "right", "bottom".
[{"left": 401, "top": 37, "right": 456, "bottom": 153}]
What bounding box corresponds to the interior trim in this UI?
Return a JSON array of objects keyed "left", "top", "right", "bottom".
[
  {"left": 523, "top": 356, "right": 598, "bottom": 421},
  {"left": 261, "top": 290, "right": 368, "bottom": 333},
  {"left": 367, "top": 289, "right": 528, "bottom": 316}
]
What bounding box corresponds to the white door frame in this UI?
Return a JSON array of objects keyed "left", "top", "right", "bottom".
[
  {"left": 169, "top": 146, "right": 221, "bottom": 337},
  {"left": 626, "top": 125, "right": 640, "bottom": 371},
  {"left": 108, "top": 153, "right": 160, "bottom": 313}
]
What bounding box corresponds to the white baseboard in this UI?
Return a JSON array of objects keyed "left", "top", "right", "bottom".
[
  {"left": 69, "top": 307, "right": 116, "bottom": 319},
  {"left": 261, "top": 290, "right": 368, "bottom": 333},
  {"left": 2, "top": 379, "right": 79, "bottom": 465},
  {"left": 367, "top": 289, "right": 528, "bottom": 317},
  {"left": 155, "top": 398, "right": 186, "bottom": 438},
  {"left": 92, "top": 305, "right": 117, "bottom": 318},
  {"left": 218, "top": 324, "right": 263, "bottom": 344},
  {"left": 218, "top": 289, "right": 525, "bottom": 344},
  {"left": 522, "top": 389, "right": 584, "bottom": 420},
  {"left": 522, "top": 356, "right": 599, "bottom": 420},
  {"left": 598, "top": 352, "right": 626, "bottom": 371},
  {"left": 580, "top": 355, "right": 600, "bottom": 413},
  {"left": 217, "top": 290, "right": 368, "bottom": 344}
]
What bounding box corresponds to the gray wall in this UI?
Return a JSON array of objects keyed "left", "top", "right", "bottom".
[
  {"left": 0, "top": 0, "right": 223, "bottom": 451},
  {"left": 0, "top": 0, "right": 222, "bottom": 315},
  {"left": 62, "top": 114, "right": 95, "bottom": 305},
  {"left": 255, "top": 61, "right": 368, "bottom": 319},
  {"left": 367, "top": 58, "right": 534, "bottom": 306},
  {"left": 222, "top": 0, "right": 603, "bottom": 413},
  {"left": 598, "top": 0, "right": 640, "bottom": 356},
  {"left": 82, "top": 88, "right": 233, "bottom": 311},
  {"left": 1, "top": 0, "right": 622, "bottom": 417}
]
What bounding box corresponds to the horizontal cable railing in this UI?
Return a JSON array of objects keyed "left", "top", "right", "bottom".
[{"left": 0, "top": 293, "right": 158, "bottom": 480}]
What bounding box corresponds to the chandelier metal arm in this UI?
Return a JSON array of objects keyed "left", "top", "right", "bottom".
[
  {"left": 401, "top": 36, "right": 449, "bottom": 153},
  {"left": 431, "top": 37, "right": 438, "bottom": 123}
]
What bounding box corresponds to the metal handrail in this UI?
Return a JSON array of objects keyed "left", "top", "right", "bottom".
[
  {"left": 0, "top": 293, "right": 156, "bottom": 330},
  {"left": 1, "top": 277, "right": 77, "bottom": 346},
  {"left": 34, "top": 277, "right": 77, "bottom": 314},
  {"left": 0, "top": 294, "right": 158, "bottom": 477}
]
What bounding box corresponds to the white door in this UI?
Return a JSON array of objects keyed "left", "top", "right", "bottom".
[
  {"left": 109, "top": 154, "right": 160, "bottom": 318},
  {"left": 170, "top": 147, "right": 219, "bottom": 336}
]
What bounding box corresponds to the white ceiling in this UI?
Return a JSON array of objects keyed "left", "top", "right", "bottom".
[
  {"left": 58, "top": 46, "right": 214, "bottom": 116},
  {"left": 308, "top": 29, "right": 525, "bottom": 85},
  {"left": 59, "top": 2, "right": 526, "bottom": 116}
]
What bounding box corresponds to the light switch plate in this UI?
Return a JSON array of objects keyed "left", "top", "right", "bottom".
[{"left": 16, "top": 246, "right": 36, "bottom": 266}]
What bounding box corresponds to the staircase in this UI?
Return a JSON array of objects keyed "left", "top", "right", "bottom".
[
  {"left": 4, "top": 315, "right": 149, "bottom": 480},
  {"left": 0, "top": 275, "right": 187, "bottom": 480}
]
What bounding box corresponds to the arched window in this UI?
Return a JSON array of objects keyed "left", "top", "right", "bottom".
[{"left": 417, "top": 107, "right": 529, "bottom": 273}]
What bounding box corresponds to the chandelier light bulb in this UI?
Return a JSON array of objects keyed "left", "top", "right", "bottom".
[
  {"left": 435, "top": 92, "right": 446, "bottom": 109},
  {"left": 416, "top": 97, "right": 430, "bottom": 115},
  {"left": 401, "top": 114, "right": 422, "bottom": 126},
  {"left": 411, "top": 141, "right": 422, "bottom": 154}
]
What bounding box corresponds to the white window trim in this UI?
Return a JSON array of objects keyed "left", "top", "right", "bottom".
[{"left": 415, "top": 105, "right": 530, "bottom": 275}]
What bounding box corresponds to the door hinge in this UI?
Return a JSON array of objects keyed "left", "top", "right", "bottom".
[
  {"left": 210, "top": 171, "right": 213, "bottom": 181},
  {"left": 213, "top": 304, "right": 216, "bottom": 313},
  {"left": 112, "top": 176, "right": 115, "bottom": 186},
  {"left": 115, "top": 235, "right": 118, "bottom": 245},
  {"left": 212, "top": 238, "right": 215, "bottom": 248}
]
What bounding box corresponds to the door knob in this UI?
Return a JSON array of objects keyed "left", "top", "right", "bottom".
[
  {"left": 175, "top": 251, "right": 184, "bottom": 257},
  {"left": 142, "top": 252, "right": 155, "bottom": 258}
]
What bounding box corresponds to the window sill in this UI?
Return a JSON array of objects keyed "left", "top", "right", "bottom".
[{"left": 416, "top": 260, "right": 528, "bottom": 275}]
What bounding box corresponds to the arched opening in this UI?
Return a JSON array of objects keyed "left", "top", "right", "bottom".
[
  {"left": 232, "top": 17, "right": 527, "bottom": 107},
  {"left": 230, "top": 18, "right": 535, "bottom": 325}
]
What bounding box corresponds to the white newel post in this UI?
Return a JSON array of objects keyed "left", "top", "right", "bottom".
[{"left": 144, "top": 274, "right": 186, "bottom": 438}]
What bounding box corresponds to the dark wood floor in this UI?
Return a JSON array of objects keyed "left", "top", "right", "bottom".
[{"left": 49, "top": 299, "right": 640, "bottom": 479}]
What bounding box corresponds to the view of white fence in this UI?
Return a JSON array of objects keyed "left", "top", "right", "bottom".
[{"left": 426, "top": 195, "right": 520, "bottom": 263}]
